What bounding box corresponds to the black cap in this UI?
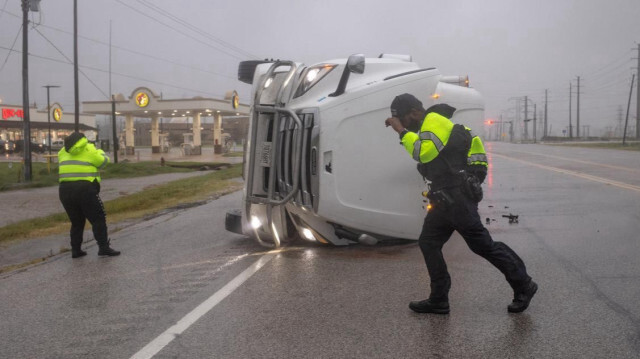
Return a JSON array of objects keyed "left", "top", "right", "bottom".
[
  {"left": 425, "top": 103, "right": 457, "bottom": 119},
  {"left": 390, "top": 93, "right": 423, "bottom": 118},
  {"left": 64, "top": 132, "right": 85, "bottom": 152}
]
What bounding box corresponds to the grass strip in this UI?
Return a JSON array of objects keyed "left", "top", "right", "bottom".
[
  {"left": 549, "top": 142, "right": 640, "bottom": 151},
  {"left": 0, "top": 161, "right": 227, "bottom": 191},
  {"left": 0, "top": 164, "right": 243, "bottom": 245}
]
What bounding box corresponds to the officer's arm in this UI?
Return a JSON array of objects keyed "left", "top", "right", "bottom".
[
  {"left": 97, "top": 149, "right": 110, "bottom": 169},
  {"left": 87, "top": 143, "right": 110, "bottom": 169},
  {"left": 467, "top": 135, "right": 488, "bottom": 183},
  {"left": 401, "top": 132, "right": 438, "bottom": 163}
]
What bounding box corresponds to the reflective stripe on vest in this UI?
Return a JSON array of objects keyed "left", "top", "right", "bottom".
[
  {"left": 60, "top": 160, "right": 94, "bottom": 166},
  {"left": 468, "top": 154, "right": 488, "bottom": 163},
  {"left": 419, "top": 131, "right": 445, "bottom": 151},
  {"left": 412, "top": 141, "right": 421, "bottom": 161},
  {"left": 414, "top": 131, "right": 445, "bottom": 162},
  {"left": 59, "top": 172, "right": 99, "bottom": 179}
]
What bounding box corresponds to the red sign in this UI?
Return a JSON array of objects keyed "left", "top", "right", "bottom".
[{"left": 2, "top": 108, "right": 24, "bottom": 120}]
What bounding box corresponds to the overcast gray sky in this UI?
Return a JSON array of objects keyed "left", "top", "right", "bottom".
[{"left": 1, "top": 0, "right": 639, "bottom": 136}]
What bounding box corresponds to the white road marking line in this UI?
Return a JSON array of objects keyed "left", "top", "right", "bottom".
[
  {"left": 492, "top": 153, "right": 640, "bottom": 193},
  {"left": 497, "top": 149, "right": 640, "bottom": 173},
  {"left": 129, "top": 252, "right": 277, "bottom": 359}
]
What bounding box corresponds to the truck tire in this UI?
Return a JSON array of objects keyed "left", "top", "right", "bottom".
[{"left": 238, "top": 60, "right": 273, "bottom": 84}]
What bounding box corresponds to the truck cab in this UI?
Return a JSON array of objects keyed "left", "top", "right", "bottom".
[{"left": 226, "top": 54, "right": 484, "bottom": 247}]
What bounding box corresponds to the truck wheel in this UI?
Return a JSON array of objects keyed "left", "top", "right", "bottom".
[{"left": 238, "top": 60, "right": 273, "bottom": 85}]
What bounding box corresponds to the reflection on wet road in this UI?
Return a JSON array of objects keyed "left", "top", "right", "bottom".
[{"left": 0, "top": 142, "right": 639, "bottom": 358}]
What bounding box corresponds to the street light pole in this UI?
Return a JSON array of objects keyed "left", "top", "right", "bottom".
[
  {"left": 43, "top": 85, "right": 60, "bottom": 156},
  {"left": 111, "top": 95, "right": 118, "bottom": 163}
]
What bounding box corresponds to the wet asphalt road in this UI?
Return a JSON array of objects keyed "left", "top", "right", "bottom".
[{"left": 1, "top": 142, "right": 639, "bottom": 358}]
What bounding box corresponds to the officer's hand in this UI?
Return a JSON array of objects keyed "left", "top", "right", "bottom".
[{"left": 385, "top": 117, "right": 405, "bottom": 133}]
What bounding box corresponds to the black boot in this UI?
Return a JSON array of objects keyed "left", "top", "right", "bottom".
[
  {"left": 98, "top": 239, "right": 121, "bottom": 257},
  {"left": 508, "top": 281, "right": 538, "bottom": 313},
  {"left": 409, "top": 299, "right": 450, "bottom": 314},
  {"left": 71, "top": 249, "right": 87, "bottom": 258}
]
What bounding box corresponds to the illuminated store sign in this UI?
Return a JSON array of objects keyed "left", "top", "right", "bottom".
[
  {"left": 135, "top": 92, "right": 150, "bottom": 107},
  {"left": 2, "top": 108, "right": 24, "bottom": 120},
  {"left": 232, "top": 90, "right": 239, "bottom": 109},
  {"left": 53, "top": 108, "right": 62, "bottom": 121}
]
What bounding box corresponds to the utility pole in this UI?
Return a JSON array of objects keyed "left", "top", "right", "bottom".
[
  {"left": 109, "top": 20, "right": 118, "bottom": 163},
  {"left": 636, "top": 43, "right": 639, "bottom": 139},
  {"left": 524, "top": 95, "right": 529, "bottom": 140},
  {"left": 509, "top": 121, "right": 514, "bottom": 143},
  {"left": 111, "top": 96, "right": 118, "bottom": 163},
  {"left": 43, "top": 85, "right": 60, "bottom": 155},
  {"left": 21, "top": 0, "right": 41, "bottom": 182},
  {"left": 533, "top": 103, "right": 537, "bottom": 143},
  {"left": 569, "top": 83, "right": 573, "bottom": 139},
  {"left": 623, "top": 74, "right": 635, "bottom": 145},
  {"left": 576, "top": 76, "right": 581, "bottom": 138},
  {"left": 544, "top": 89, "right": 548, "bottom": 139},
  {"left": 73, "top": 0, "right": 80, "bottom": 132},
  {"left": 617, "top": 106, "right": 623, "bottom": 137}
]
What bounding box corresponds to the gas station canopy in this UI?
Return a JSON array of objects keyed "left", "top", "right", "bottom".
[
  {"left": 82, "top": 87, "right": 248, "bottom": 118},
  {"left": 81, "top": 87, "right": 249, "bottom": 154}
]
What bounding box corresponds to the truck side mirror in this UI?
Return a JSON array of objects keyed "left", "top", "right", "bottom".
[
  {"left": 329, "top": 54, "right": 365, "bottom": 97},
  {"left": 347, "top": 54, "right": 365, "bottom": 74}
]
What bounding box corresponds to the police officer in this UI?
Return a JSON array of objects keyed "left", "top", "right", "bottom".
[
  {"left": 58, "top": 132, "right": 120, "bottom": 258},
  {"left": 385, "top": 93, "right": 536, "bottom": 314}
]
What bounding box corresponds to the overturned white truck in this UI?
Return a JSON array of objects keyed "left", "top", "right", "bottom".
[{"left": 225, "top": 54, "right": 484, "bottom": 247}]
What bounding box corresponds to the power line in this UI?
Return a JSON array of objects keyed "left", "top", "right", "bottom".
[
  {"left": 135, "top": 0, "right": 258, "bottom": 59},
  {"left": 112, "top": 0, "right": 247, "bottom": 61},
  {"left": 0, "top": 7, "right": 19, "bottom": 20},
  {"left": 586, "top": 50, "right": 633, "bottom": 77},
  {"left": 34, "top": 23, "right": 237, "bottom": 80},
  {"left": 1, "top": 7, "right": 239, "bottom": 81},
  {"left": 0, "top": 23, "right": 22, "bottom": 74},
  {"left": 0, "top": 0, "right": 9, "bottom": 23},
  {"left": 0, "top": 44, "right": 224, "bottom": 98},
  {"left": 33, "top": 27, "right": 110, "bottom": 99},
  {"left": 587, "top": 59, "right": 634, "bottom": 83}
]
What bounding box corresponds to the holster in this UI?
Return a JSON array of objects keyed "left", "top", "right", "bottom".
[
  {"left": 427, "top": 189, "right": 455, "bottom": 207},
  {"left": 461, "top": 172, "right": 483, "bottom": 202}
]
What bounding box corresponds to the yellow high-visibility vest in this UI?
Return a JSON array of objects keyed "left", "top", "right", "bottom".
[
  {"left": 401, "top": 112, "right": 488, "bottom": 168},
  {"left": 58, "top": 137, "right": 109, "bottom": 183},
  {"left": 401, "top": 112, "right": 454, "bottom": 163},
  {"left": 467, "top": 127, "right": 488, "bottom": 168}
]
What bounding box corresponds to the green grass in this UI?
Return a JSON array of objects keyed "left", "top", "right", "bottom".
[
  {"left": 222, "top": 151, "right": 244, "bottom": 157},
  {"left": 0, "top": 164, "right": 243, "bottom": 244},
  {"left": 0, "top": 161, "right": 228, "bottom": 192}
]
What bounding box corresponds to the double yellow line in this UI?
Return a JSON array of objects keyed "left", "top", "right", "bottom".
[{"left": 492, "top": 153, "right": 640, "bottom": 193}]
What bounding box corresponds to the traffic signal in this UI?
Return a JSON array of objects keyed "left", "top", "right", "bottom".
[{"left": 485, "top": 119, "right": 494, "bottom": 125}]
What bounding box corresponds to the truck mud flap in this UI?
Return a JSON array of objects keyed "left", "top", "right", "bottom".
[{"left": 225, "top": 209, "right": 243, "bottom": 234}]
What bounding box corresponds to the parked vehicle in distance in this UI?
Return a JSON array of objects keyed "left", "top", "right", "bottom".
[
  {"left": 0, "top": 140, "right": 16, "bottom": 154},
  {"left": 14, "top": 140, "right": 48, "bottom": 154},
  {"left": 50, "top": 139, "right": 65, "bottom": 151}
]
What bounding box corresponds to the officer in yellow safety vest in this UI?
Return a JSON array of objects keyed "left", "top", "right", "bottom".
[
  {"left": 385, "top": 93, "right": 536, "bottom": 314},
  {"left": 58, "top": 132, "right": 120, "bottom": 258}
]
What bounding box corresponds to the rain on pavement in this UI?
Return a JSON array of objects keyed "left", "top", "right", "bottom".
[{"left": 1, "top": 142, "right": 639, "bottom": 358}]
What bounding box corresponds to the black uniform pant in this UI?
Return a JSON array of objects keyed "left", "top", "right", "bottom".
[
  {"left": 59, "top": 180, "right": 108, "bottom": 250},
  {"left": 419, "top": 187, "right": 531, "bottom": 301}
]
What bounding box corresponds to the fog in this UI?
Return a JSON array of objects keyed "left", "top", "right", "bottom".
[{"left": 1, "top": 0, "right": 639, "bottom": 137}]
